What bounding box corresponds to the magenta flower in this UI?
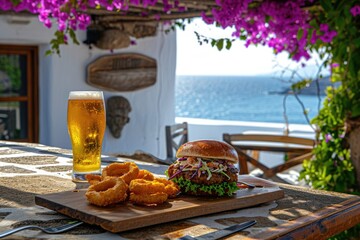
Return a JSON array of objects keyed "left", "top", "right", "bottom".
[
  {"left": 58, "top": 22, "right": 66, "bottom": 32},
  {"left": 200, "top": 0, "right": 337, "bottom": 61},
  {"left": 319, "top": 23, "right": 337, "bottom": 43},
  {"left": 63, "top": 34, "right": 68, "bottom": 44},
  {"left": 350, "top": 5, "right": 360, "bottom": 17},
  {"left": 201, "top": 11, "right": 214, "bottom": 24},
  {"left": 320, "top": 30, "right": 337, "bottom": 43},
  {"left": 0, "top": 0, "right": 344, "bottom": 60},
  {"left": 154, "top": 14, "right": 161, "bottom": 21},
  {"left": 325, "top": 133, "right": 333, "bottom": 143},
  {"left": 178, "top": 6, "right": 186, "bottom": 12},
  {"left": 319, "top": 24, "right": 329, "bottom": 32},
  {"left": 44, "top": 19, "right": 52, "bottom": 29},
  {"left": 331, "top": 63, "right": 340, "bottom": 69}
]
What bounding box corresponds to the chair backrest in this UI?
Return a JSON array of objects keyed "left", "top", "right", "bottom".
[
  {"left": 165, "top": 122, "right": 188, "bottom": 161},
  {"left": 223, "top": 133, "right": 315, "bottom": 180},
  {"left": 223, "top": 133, "right": 315, "bottom": 152}
]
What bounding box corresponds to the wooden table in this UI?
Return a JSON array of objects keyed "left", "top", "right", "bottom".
[
  {"left": 0, "top": 140, "right": 359, "bottom": 239},
  {"left": 223, "top": 133, "right": 315, "bottom": 183}
]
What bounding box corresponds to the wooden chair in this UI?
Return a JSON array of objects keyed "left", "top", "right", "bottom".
[
  {"left": 223, "top": 133, "right": 315, "bottom": 183},
  {"left": 113, "top": 122, "right": 188, "bottom": 165},
  {"left": 165, "top": 122, "right": 188, "bottom": 163}
]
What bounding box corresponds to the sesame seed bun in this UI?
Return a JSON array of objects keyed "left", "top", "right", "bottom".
[{"left": 176, "top": 140, "right": 238, "bottom": 163}]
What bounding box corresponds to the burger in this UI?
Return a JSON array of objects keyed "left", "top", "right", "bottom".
[{"left": 167, "top": 140, "right": 239, "bottom": 197}]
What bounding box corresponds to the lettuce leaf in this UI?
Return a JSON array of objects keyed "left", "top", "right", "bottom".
[{"left": 172, "top": 177, "right": 239, "bottom": 196}]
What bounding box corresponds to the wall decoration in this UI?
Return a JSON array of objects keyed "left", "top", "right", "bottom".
[
  {"left": 106, "top": 96, "right": 131, "bottom": 139},
  {"left": 87, "top": 53, "right": 157, "bottom": 92},
  {"left": 83, "top": 22, "right": 158, "bottom": 50}
]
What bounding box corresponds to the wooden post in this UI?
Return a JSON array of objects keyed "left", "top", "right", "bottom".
[{"left": 347, "top": 117, "right": 360, "bottom": 191}]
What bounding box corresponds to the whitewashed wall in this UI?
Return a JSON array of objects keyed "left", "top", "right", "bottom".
[{"left": 0, "top": 15, "right": 177, "bottom": 159}]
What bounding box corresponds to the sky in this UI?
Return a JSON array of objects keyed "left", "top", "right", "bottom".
[{"left": 176, "top": 18, "right": 329, "bottom": 77}]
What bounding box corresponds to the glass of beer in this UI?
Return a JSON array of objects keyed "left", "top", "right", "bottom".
[{"left": 67, "top": 91, "right": 106, "bottom": 182}]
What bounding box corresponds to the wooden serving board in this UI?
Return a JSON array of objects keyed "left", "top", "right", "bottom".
[{"left": 35, "top": 175, "right": 284, "bottom": 233}]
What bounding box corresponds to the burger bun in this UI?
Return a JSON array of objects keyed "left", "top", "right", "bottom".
[{"left": 176, "top": 140, "right": 238, "bottom": 163}]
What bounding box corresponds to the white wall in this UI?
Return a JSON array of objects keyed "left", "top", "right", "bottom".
[{"left": 0, "top": 15, "right": 177, "bottom": 159}]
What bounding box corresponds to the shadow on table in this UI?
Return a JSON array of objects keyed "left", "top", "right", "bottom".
[
  {"left": 0, "top": 184, "right": 42, "bottom": 208},
  {"left": 0, "top": 142, "right": 118, "bottom": 162}
]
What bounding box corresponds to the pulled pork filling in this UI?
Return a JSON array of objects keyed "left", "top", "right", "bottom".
[{"left": 168, "top": 157, "right": 238, "bottom": 184}]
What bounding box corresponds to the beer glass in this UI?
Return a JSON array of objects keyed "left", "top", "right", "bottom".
[{"left": 67, "top": 91, "right": 106, "bottom": 182}]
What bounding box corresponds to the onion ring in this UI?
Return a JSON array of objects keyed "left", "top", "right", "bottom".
[
  {"left": 136, "top": 169, "right": 155, "bottom": 181},
  {"left": 85, "top": 177, "right": 128, "bottom": 206},
  {"left": 129, "top": 179, "right": 166, "bottom": 194},
  {"left": 85, "top": 174, "right": 102, "bottom": 185},
  {"left": 129, "top": 192, "right": 168, "bottom": 206},
  {"left": 102, "top": 162, "right": 139, "bottom": 184},
  {"left": 154, "top": 178, "right": 180, "bottom": 197}
]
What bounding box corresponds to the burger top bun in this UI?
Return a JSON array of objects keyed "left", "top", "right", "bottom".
[{"left": 176, "top": 140, "right": 238, "bottom": 164}]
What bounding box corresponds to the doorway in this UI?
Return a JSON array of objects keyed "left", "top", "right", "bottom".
[{"left": 0, "top": 45, "right": 39, "bottom": 142}]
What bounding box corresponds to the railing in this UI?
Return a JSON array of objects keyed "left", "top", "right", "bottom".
[{"left": 176, "top": 117, "right": 315, "bottom": 143}]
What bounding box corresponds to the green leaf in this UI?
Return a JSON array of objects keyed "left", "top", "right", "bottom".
[
  {"left": 265, "top": 15, "right": 271, "bottom": 23},
  {"left": 216, "top": 39, "right": 224, "bottom": 51},
  {"left": 45, "top": 50, "right": 53, "bottom": 56},
  {"left": 69, "top": 29, "right": 79, "bottom": 45},
  {"left": 320, "top": 0, "right": 332, "bottom": 11},
  {"left": 10, "top": 0, "right": 21, "bottom": 5},
  {"left": 353, "top": 37, "right": 360, "bottom": 48},
  {"left": 297, "top": 29, "right": 304, "bottom": 40},
  {"left": 291, "top": 79, "right": 312, "bottom": 91},
  {"left": 240, "top": 35, "right": 247, "bottom": 41},
  {"left": 309, "top": 19, "right": 318, "bottom": 28},
  {"left": 351, "top": 103, "right": 360, "bottom": 118},
  {"left": 226, "top": 39, "right": 232, "bottom": 50}
]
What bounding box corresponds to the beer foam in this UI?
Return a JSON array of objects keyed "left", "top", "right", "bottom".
[{"left": 69, "top": 91, "right": 104, "bottom": 100}]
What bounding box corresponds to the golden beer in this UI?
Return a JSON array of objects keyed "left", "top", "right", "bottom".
[{"left": 67, "top": 91, "right": 105, "bottom": 182}]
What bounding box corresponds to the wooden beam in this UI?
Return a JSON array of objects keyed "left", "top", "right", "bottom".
[{"left": 96, "top": 10, "right": 212, "bottom": 22}]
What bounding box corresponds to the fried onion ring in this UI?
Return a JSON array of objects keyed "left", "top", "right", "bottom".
[
  {"left": 136, "top": 169, "right": 155, "bottom": 181},
  {"left": 86, "top": 177, "right": 128, "bottom": 206},
  {"left": 102, "top": 162, "right": 139, "bottom": 184},
  {"left": 85, "top": 174, "right": 102, "bottom": 185},
  {"left": 154, "top": 178, "right": 180, "bottom": 198},
  {"left": 129, "top": 192, "right": 168, "bottom": 206},
  {"left": 129, "top": 179, "right": 166, "bottom": 194}
]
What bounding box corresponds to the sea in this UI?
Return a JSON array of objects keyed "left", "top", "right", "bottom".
[{"left": 175, "top": 75, "right": 327, "bottom": 125}]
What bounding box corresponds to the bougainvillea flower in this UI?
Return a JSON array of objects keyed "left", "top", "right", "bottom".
[
  {"left": 325, "top": 133, "right": 333, "bottom": 143},
  {"left": 331, "top": 63, "right": 340, "bottom": 69},
  {"left": 0, "top": 0, "right": 339, "bottom": 60},
  {"left": 350, "top": 5, "right": 360, "bottom": 17}
]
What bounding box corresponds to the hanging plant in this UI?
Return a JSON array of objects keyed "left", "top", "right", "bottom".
[{"left": 1, "top": 0, "right": 360, "bottom": 194}]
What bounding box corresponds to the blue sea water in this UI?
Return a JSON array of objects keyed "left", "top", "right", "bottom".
[{"left": 175, "top": 75, "right": 324, "bottom": 125}]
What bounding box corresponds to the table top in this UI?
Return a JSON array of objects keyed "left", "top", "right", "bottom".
[
  {"left": 0, "top": 140, "right": 359, "bottom": 239},
  {"left": 230, "top": 141, "right": 312, "bottom": 153}
]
